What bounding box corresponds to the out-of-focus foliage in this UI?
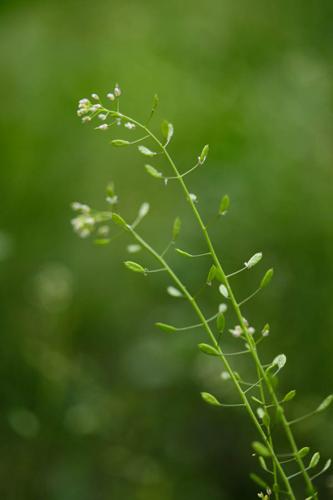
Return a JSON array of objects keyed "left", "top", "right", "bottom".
[{"left": 1, "top": 0, "right": 333, "bottom": 498}]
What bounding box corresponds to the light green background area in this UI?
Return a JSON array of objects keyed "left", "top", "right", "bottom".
[{"left": 1, "top": 0, "right": 333, "bottom": 498}]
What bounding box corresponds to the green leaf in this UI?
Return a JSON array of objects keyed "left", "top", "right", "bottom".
[
  {"left": 198, "top": 343, "right": 220, "bottom": 356},
  {"left": 252, "top": 441, "right": 271, "bottom": 457},
  {"left": 199, "top": 144, "right": 209, "bottom": 164},
  {"left": 200, "top": 392, "right": 221, "bottom": 407},
  {"left": 316, "top": 394, "right": 333, "bottom": 412},
  {"left": 172, "top": 217, "right": 181, "bottom": 240},
  {"left": 161, "top": 120, "right": 174, "bottom": 145},
  {"left": 219, "top": 194, "right": 230, "bottom": 215},
  {"left": 297, "top": 447, "right": 310, "bottom": 458},
  {"left": 245, "top": 252, "right": 263, "bottom": 269},
  {"left": 111, "top": 213, "right": 128, "bottom": 230},
  {"left": 219, "top": 284, "right": 229, "bottom": 298},
  {"left": 124, "top": 261, "right": 146, "bottom": 274},
  {"left": 216, "top": 312, "right": 225, "bottom": 333},
  {"left": 273, "top": 354, "right": 287, "bottom": 369},
  {"left": 249, "top": 473, "right": 269, "bottom": 489},
  {"left": 111, "top": 139, "right": 130, "bottom": 147},
  {"left": 206, "top": 265, "right": 217, "bottom": 284},
  {"left": 309, "top": 452, "right": 320, "bottom": 468},
  {"left": 283, "top": 390, "right": 296, "bottom": 402},
  {"left": 138, "top": 145, "right": 157, "bottom": 157},
  {"left": 260, "top": 268, "right": 274, "bottom": 288},
  {"left": 155, "top": 322, "right": 177, "bottom": 333},
  {"left": 145, "top": 164, "right": 162, "bottom": 178}
]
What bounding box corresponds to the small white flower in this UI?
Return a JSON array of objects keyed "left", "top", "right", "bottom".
[
  {"left": 248, "top": 326, "right": 255, "bottom": 335},
  {"left": 82, "top": 116, "right": 91, "bottom": 123},
  {"left": 90, "top": 104, "right": 102, "bottom": 112},
  {"left": 107, "top": 93, "right": 115, "bottom": 101},
  {"left": 71, "top": 202, "right": 90, "bottom": 213},
  {"left": 124, "top": 122, "right": 135, "bottom": 130},
  {"left": 91, "top": 93, "right": 99, "bottom": 100},
  {"left": 221, "top": 371, "right": 231, "bottom": 381},
  {"left": 114, "top": 84, "right": 121, "bottom": 97},
  {"left": 71, "top": 214, "right": 95, "bottom": 238},
  {"left": 116, "top": 118, "right": 121, "bottom": 126},
  {"left": 229, "top": 325, "right": 243, "bottom": 338},
  {"left": 79, "top": 98, "right": 90, "bottom": 106},
  {"left": 96, "top": 124, "right": 108, "bottom": 130},
  {"left": 98, "top": 225, "right": 109, "bottom": 236},
  {"left": 189, "top": 193, "right": 197, "bottom": 202},
  {"left": 98, "top": 113, "right": 107, "bottom": 121},
  {"left": 106, "top": 195, "right": 118, "bottom": 205},
  {"left": 218, "top": 303, "right": 228, "bottom": 313},
  {"left": 127, "top": 244, "right": 141, "bottom": 254}
]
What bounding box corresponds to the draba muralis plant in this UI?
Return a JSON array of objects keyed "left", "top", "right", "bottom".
[{"left": 72, "top": 85, "right": 332, "bottom": 499}]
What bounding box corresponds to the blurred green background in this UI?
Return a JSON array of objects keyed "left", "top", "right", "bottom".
[{"left": 1, "top": 0, "right": 333, "bottom": 498}]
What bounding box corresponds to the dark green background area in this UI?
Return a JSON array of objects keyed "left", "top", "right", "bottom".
[{"left": 1, "top": 0, "right": 333, "bottom": 498}]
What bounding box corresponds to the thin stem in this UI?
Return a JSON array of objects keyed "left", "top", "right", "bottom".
[
  {"left": 226, "top": 266, "right": 247, "bottom": 278},
  {"left": 127, "top": 225, "right": 296, "bottom": 500}
]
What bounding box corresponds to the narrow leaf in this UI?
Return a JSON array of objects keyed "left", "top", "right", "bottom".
[
  {"left": 216, "top": 312, "right": 225, "bottom": 333},
  {"left": 252, "top": 441, "right": 271, "bottom": 457},
  {"left": 124, "top": 261, "right": 146, "bottom": 274},
  {"left": 245, "top": 252, "right": 263, "bottom": 269},
  {"left": 309, "top": 452, "right": 320, "bottom": 468},
  {"left": 200, "top": 392, "right": 221, "bottom": 407},
  {"left": 138, "top": 145, "right": 157, "bottom": 157},
  {"left": 172, "top": 217, "right": 181, "bottom": 240},
  {"left": 219, "top": 194, "right": 230, "bottom": 215},
  {"left": 198, "top": 343, "right": 220, "bottom": 356},
  {"left": 145, "top": 164, "right": 163, "bottom": 178},
  {"left": 111, "top": 139, "right": 130, "bottom": 147},
  {"left": 155, "top": 322, "right": 177, "bottom": 333},
  {"left": 219, "top": 284, "right": 229, "bottom": 298},
  {"left": 260, "top": 268, "right": 274, "bottom": 288},
  {"left": 316, "top": 394, "right": 333, "bottom": 413}
]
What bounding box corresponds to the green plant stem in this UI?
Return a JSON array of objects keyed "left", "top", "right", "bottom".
[
  {"left": 110, "top": 108, "right": 317, "bottom": 498},
  {"left": 128, "top": 225, "right": 296, "bottom": 499}
]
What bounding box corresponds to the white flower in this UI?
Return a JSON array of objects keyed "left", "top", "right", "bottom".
[
  {"left": 82, "top": 116, "right": 91, "bottom": 123},
  {"left": 248, "top": 326, "right": 255, "bottom": 335},
  {"left": 114, "top": 84, "right": 121, "bottom": 97},
  {"left": 107, "top": 93, "right": 115, "bottom": 101},
  {"left": 229, "top": 325, "right": 243, "bottom": 338},
  {"left": 71, "top": 214, "right": 95, "bottom": 238},
  {"left": 71, "top": 202, "right": 90, "bottom": 213},
  {"left": 90, "top": 104, "right": 102, "bottom": 112},
  {"left": 106, "top": 195, "right": 118, "bottom": 205},
  {"left": 96, "top": 124, "right": 108, "bottom": 130},
  {"left": 189, "top": 193, "right": 197, "bottom": 202},
  {"left": 98, "top": 225, "right": 109, "bottom": 236},
  {"left": 98, "top": 114, "right": 107, "bottom": 121},
  {"left": 124, "top": 122, "right": 135, "bottom": 130},
  {"left": 91, "top": 93, "right": 99, "bottom": 100}
]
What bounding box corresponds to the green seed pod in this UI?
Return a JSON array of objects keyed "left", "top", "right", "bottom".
[
  {"left": 138, "top": 145, "right": 157, "bottom": 157},
  {"left": 316, "top": 394, "right": 333, "bottom": 412},
  {"left": 216, "top": 312, "right": 225, "bottom": 332},
  {"left": 309, "top": 452, "right": 320, "bottom": 468},
  {"left": 260, "top": 268, "right": 274, "bottom": 288},
  {"left": 124, "top": 261, "right": 146, "bottom": 274},
  {"left": 198, "top": 343, "right": 219, "bottom": 356},
  {"left": 219, "top": 194, "right": 230, "bottom": 215},
  {"left": 155, "top": 322, "right": 177, "bottom": 333},
  {"left": 175, "top": 248, "right": 193, "bottom": 258},
  {"left": 245, "top": 252, "right": 263, "bottom": 269},
  {"left": 161, "top": 120, "right": 174, "bottom": 145},
  {"left": 282, "top": 390, "right": 296, "bottom": 402},
  {"left": 252, "top": 441, "right": 271, "bottom": 458},
  {"left": 206, "top": 264, "right": 217, "bottom": 284},
  {"left": 111, "top": 139, "right": 130, "bottom": 147},
  {"left": 145, "top": 164, "right": 162, "bottom": 178},
  {"left": 199, "top": 144, "right": 209, "bottom": 164},
  {"left": 200, "top": 392, "right": 221, "bottom": 406},
  {"left": 111, "top": 213, "right": 128, "bottom": 230},
  {"left": 172, "top": 217, "right": 181, "bottom": 241},
  {"left": 297, "top": 447, "right": 310, "bottom": 458}
]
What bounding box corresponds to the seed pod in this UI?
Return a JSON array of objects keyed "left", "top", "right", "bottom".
[
  {"left": 145, "top": 164, "right": 162, "bottom": 178},
  {"left": 124, "top": 261, "right": 145, "bottom": 274},
  {"left": 198, "top": 343, "right": 219, "bottom": 356},
  {"left": 155, "top": 322, "right": 177, "bottom": 333},
  {"left": 111, "top": 139, "right": 130, "bottom": 147},
  {"left": 219, "top": 194, "right": 230, "bottom": 215},
  {"left": 252, "top": 441, "right": 271, "bottom": 457},
  {"left": 260, "top": 268, "right": 274, "bottom": 288},
  {"left": 200, "top": 392, "right": 221, "bottom": 407},
  {"left": 138, "top": 145, "right": 157, "bottom": 157}
]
